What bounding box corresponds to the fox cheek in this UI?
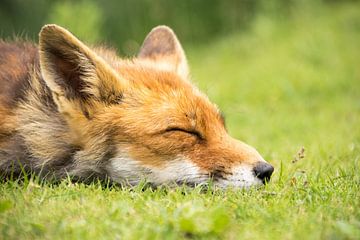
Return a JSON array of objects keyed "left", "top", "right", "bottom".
[{"left": 106, "top": 152, "right": 207, "bottom": 186}]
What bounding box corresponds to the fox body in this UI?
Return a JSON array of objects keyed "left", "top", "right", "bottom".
[{"left": 0, "top": 25, "right": 273, "bottom": 188}]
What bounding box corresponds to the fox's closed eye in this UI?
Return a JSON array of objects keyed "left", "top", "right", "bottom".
[{"left": 165, "top": 127, "right": 203, "bottom": 139}]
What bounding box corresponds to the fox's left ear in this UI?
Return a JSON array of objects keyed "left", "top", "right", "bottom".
[
  {"left": 39, "top": 24, "right": 124, "bottom": 105},
  {"left": 138, "top": 26, "right": 189, "bottom": 79}
]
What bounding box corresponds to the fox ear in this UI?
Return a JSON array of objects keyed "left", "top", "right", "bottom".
[
  {"left": 138, "top": 26, "right": 189, "bottom": 79},
  {"left": 39, "top": 24, "right": 122, "bottom": 104}
]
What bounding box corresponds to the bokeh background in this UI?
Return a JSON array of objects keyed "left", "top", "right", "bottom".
[
  {"left": 2, "top": 0, "right": 264, "bottom": 55},
  {"left": 0, "top": 0, "right": 354, "bottom": 55}
]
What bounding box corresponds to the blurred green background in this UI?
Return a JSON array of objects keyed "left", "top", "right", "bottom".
[
  {"left": 0, "top": 0, "right": 353, "bottom": 55},
  {"left": 0, "top": 0, "right": 259, "bottom": 52}
]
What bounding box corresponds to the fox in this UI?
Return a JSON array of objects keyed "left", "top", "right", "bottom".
[{"left": 0, "top": 24, "right": 274, "bottom": 188}]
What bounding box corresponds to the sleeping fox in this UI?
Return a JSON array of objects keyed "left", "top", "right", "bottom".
[{"left": 0, "top": 24, "right": 273, "bottom": 188}]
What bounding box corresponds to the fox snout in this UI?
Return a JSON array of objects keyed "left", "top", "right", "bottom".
[
  {"left": 196, "top": 137, "right": 274, "bottom": 188},
  {"left": 206, "top": 151, "right": 274, "bottom": 188},
  {"left": 253, "top": 162, "right": 274, "bottom": 184},
  {"left": 208, "top": 161, "right": 274, "bottom": 189}
]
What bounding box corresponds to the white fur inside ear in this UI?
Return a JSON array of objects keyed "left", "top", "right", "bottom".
[
  {"left": 138, "top": 58, "right": 189, "bottom": 80},
  {"left": 214, "top": 166, "right": 263, "bottom": 189},
  {"left": 138, "top": 26, "right": 189, "bottom": 79},
  {"left": 138, "top": 59, "right": 176, "bottom": 74}
]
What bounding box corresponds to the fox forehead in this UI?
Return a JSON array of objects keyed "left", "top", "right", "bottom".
[{"left": 101, "top": 59, "right": 225, "bottom": 135}]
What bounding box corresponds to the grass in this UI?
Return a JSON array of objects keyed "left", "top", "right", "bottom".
[{"left": 1, "top": 2, "right": 360, "bottom": 240}]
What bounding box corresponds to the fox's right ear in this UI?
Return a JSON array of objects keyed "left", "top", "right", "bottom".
[
  {"left": 39, "top": 24, "right": 124, "bottom": 105},
  {"left": 138, "top": 26, "right": 189, "bottom": 79}
]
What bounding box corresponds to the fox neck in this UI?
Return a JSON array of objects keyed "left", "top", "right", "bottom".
[{"left": 0, "top": 74, "right": 108, "bottom": 181}]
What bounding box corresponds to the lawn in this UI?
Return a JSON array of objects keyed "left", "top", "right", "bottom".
[{"left": 1, "top": 2, "right": 359, "bottom": 240}]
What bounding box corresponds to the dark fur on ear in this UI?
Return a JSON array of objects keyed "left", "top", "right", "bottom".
[
  {"left": 39, "top": 24, "right": 125, "bottom": 118},
  {"left": 138, "top": 26, "right": 189, "bottom": 79},
  {"left": 39, "top": 24, "right": 99, "bottom": 101}
]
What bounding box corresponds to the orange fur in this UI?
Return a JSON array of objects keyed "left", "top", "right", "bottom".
[{"left": 0, "top": 24, "right": 273, "bottom": 188}]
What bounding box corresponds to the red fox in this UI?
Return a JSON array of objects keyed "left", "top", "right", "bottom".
[{"left": 0, "top": 24, "right": 273, "bottom": 188}]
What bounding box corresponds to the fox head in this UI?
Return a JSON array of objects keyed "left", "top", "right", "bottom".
[{"left": 38, "top": 24, "right": 274, "bottom": 188}]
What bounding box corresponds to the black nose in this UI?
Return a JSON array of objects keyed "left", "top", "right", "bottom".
[{"left": 253, "top": 162, "right": 274, "bottom": 183}]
